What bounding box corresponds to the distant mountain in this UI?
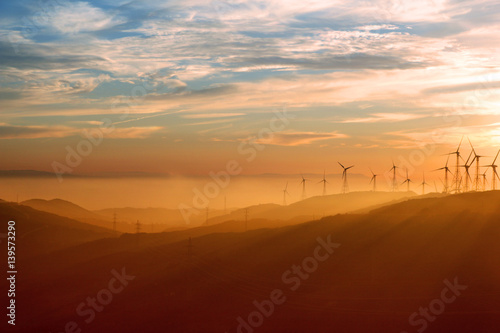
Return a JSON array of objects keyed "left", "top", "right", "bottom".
[
  {"left": 0, "top": 170, "right": 63, "bottom": 178},
  {"left": 22, "top": 198, "right": 102, "bottom": 220},
  {"left": 0, "top": 169, "right": 169, "bottom": 178},
  {"left": 95, "top": 206, "right": 228, "bottom": 229},
  {"left": 0, "top": 201, "right": 115, "bottom": 259},
  {"left": 207, "top": 191, "right": 417, "bottom": 225}
]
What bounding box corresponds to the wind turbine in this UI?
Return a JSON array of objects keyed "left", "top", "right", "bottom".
[
  {"left": 282, "top": 182, "right": 290, "bottom": 205},
  {"left": 389, "top": 161, "right": 398, "bottom": 192},
  {"left": 447, "top": 136, "right": 463, "bottom": 193},
  {"left": 318, "top": 170, "right": 329, "bottom": 196},
  {"left": 481, "top": 171, "right": 488, "bottom": 191},
  {"left": 419, "top": 172, "right": 429, "bottom": 195},
  {"left": 369, "top": 168, "right": 377, "bottom": 192},
  {"left": 401, "top": 168, "right": 412, "bottom": 192},
  {"left": 434, "top": 155, "right": 453, "bottom": 193},
  {"left": 483, "top": 149, "right": 500, "bottom": 191},
  {"left": 300, "top": 174, "right": 309, "bottom": 200},
  {"left": 459, "top": 151, "right": 474, "bottom": 192},
  {"left": 338, "top": 162, "right": 354, "bottom": 194},
  {"left": 468, "top": 138, "right": 487, "bottom": 191}
]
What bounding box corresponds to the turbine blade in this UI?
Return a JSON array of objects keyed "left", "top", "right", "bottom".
[
  {"left": 467, "top": 136, "right": 474, "bottom": 153},
  {"left": 493, "top": 149, "right": 500, "bottom": 165},
  {"left": 457, "top": 135, "right": 463, "bottom": 152},
  {"left": 465, "top": 151, "right": 473, "bottom": 165}
]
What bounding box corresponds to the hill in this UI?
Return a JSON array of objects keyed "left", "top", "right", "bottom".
[
  {"left": 22, "top": 198, "right": 102, "bottom": 220},
  {"left": 207, "top": 191, "right": 417, "bottom": 225},
  {"left": 0, "top": 201, "right": 115, "bottom": 260},
  {"left": 6, "top": 191, "right": 500, "bottom": 333},
  {"left": 95, "top": 206, "right": 228, "bottom": 230}
]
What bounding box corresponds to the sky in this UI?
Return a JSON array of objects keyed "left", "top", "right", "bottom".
[{"left": 1, "top": 0, "right": 500, "bottom": 179}]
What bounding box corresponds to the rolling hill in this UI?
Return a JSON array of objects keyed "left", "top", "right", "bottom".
[
  {"left": 0, "top": 201, "right": 115, "bottom": 260},
  {"left": 4, "top": 191, "right": 500, "bottom": 332}
]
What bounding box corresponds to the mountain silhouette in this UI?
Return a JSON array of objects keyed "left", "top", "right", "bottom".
[{"left": 4, "top": 191, "right": 500, "bottom": 333}]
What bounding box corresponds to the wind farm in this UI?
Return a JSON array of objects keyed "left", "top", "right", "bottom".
[
  {"left": 2, "top": 0, "right": 500, "bottom": 332},
  {"left": 273, "top": 138, "right": 500, "bottom": 206}
]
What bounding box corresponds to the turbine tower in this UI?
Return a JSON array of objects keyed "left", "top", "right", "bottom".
[
  {"left": 318, "top": 170, "right": 329, "bottom": 196},
  {"left": 481, "top": 171, "right": 488, "bottom": 191},
  {"left": 369, "top": 168, "right": 377, "bottom": 192},
  {"left": 483, "top": 149, "right": 500, "bottom": 191},
  {"left": 401, "top": 168, "right": 412, "bottom": 192},
  {"left": 300, "top": 174, "right": 309, "bottom": 200},
  {"left": 447, "top": 136, "right": 463, "bottom": 193},
  {"left": 435, "top": 155, "right": 453, "bottom": 193},
  {"left": 419, "top": 172, "right": 429, "bottom": 195},
  {"left": 460, "top": 151, "right": 474, "bottom": 192},
  {"left": 389, "top": 162, "right": 398, "bottom": 192},
  {"left": 468, "top": 138, "right": 487, "bottom": 191},
  {"left": 338, "top": 162, "right": 354, "bottom": 194},
  {"left": 282, "top": 182, "right": 290, "bottom": 205}
]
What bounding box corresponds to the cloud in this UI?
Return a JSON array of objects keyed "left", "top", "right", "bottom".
[
  {"left": 42, "top": 1, "right": 126, "bottom": 34},
  {"left": 229, "top": 53, "right": 431, "bottom": 70},
  {"left": 338, "top": 113, "right": 426, "bottom": 123},
  {"left": 422, "top": 80, "right": 500, "bottom": 95},
  {"left": 255, "top": 131, "right": 348, "bottom": 146},
  {"left": 181, "top": 113, "right": 245, "bottom": 119},
  {"left": 0, "top": 125, "right": 74, "bottom": 139},
  {"left": 105, "top": 127, "right": 164, "bottom": 139},
  {"left": 1, "top": 0, "right": 500, "bottom": 153},
  {"left": 0, "top": 124, "right": 163, "bottom": 139},
  {"left": 0, "top": 41, "right": 106, "bottom": 70}
]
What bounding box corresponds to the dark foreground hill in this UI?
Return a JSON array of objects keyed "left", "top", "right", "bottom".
[{"left": 3, "top": 191, "right": 500, "bottom": 333}]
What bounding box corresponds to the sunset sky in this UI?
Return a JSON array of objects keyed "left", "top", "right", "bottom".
[{"left": 1, "top": 0, "right": 500, "bottom": 178}]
